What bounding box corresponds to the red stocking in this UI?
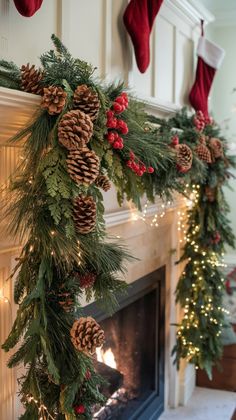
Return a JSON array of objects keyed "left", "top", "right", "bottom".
[
  {"left": 189, "top": 36, "right": 225, "bottom": 117},
  {"left": 13, "top": 0, "right": 43, "bottom": 17},
  {"left": 123, "top": 0, "right": 164, "bottom": 73}
]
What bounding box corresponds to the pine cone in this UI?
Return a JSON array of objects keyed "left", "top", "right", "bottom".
[
  {"left": 70, "top": 317, "right": 105, "bottom": 354},
  {"left": 176, "top": 144, "right": 193, "bottom": 173},
  {"left": 209, "top": 137, "right": 224, "bottom": 160},
  {"left": 57, "top": 291, "right": 74, "bottom": 312},
  {"left": 195, "top": 136, "right": 212, "bottom": 163},
  {"left": 73, "top": 84, "right": 100, "bottom": 122},
  {"left": 205, "top": 186, "right": 216, "bottom": 202},
  {"left": 95, "top": 174, "right": 111, "bottom": 192},
  {"left": 21, "top": 63, "right": 44, "bottom": 95},
  {"left": 41, "top": 86, "right": 67, "bottom": 115},
  {"left": 58, "top": 109, "right": 93, "bottom": 150},
  {"left": 67, "top": 147, "right": 100, "bottom": 185},
  {"left": 74, "top": 195, "right": 96, "bottom": 234},
  {"left": 76, "top": 272, "right": 97, "bottom": 289}
]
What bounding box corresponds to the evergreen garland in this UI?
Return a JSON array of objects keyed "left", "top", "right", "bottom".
[{"left": 0, "top": 36, "right": 235, "bottom": 418}]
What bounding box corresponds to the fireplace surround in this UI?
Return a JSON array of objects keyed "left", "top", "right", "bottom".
[{"left": 84, "top": 267, "right": 166, "bottom": 420}]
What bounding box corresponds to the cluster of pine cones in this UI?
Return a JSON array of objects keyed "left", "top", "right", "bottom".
[{"left": 20, "top": 63, "right": 112, "bottom": 236}]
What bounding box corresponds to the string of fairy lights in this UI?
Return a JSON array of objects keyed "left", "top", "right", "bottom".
[
  {"left": 25, "top": 395, "right": 55, "bottom": 420},
  {"left": 174, "top": 184, "right": 230, "bottom": 367}
]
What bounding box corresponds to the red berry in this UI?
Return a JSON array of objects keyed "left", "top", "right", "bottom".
[
  {"left": 106, "top": 119, "right": 115, "bottom": 129},
  {"left": 172, "top": 135, "right": 179, "bottom": 146},
  {"left": 113, "top": 102, "right": 123, "bottom": 114},
  {"left": 115, "top": 96, "right": 125, "bottom": 105},
  {"left": 129, "top": 150, "right": 135, "bottom": 160},
  {"left": 106, "top": 110, "right": 114, "bottom": 118},
  {"left": 113, "top": 141, "right": 121, "bottom": 149},
  {"left": 126, "top": 160, "right": 133, "bottom": 168},
  {"left": 107, "top": 132, "right": 115, "bottom": 144},
  {"left": 74, "top": 404, "right": 86, "bottom": 415},
  {"left": 147, "top": 167, "right": 154, "bottom": 173},
  {"left": 117, "top": 120, "right": 129, "bottom": 135}
]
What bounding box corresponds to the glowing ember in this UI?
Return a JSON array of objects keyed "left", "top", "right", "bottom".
[{"left": 96, "top": 347, "right": 117, "bottom": 369}]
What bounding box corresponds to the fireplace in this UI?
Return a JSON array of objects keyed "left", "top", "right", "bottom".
[{"left": 84, "top": 267, "right": 165, "bottom": 420}]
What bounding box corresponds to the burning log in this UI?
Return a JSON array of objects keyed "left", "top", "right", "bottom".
[{"left": 94, "top": 360, "right": 124, "bottom": 397}]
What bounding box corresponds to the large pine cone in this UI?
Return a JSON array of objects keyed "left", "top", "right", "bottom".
[
  {"left": 209, "top": 137, "right": 224, "bottom": 160},
  {"left": 176, "top": 144, "right": 193, "bottom": 173},
  {"left": 73, "top": 84, "right": 100, "bottom": 122},
  {"left": 74, "top": 195, "right": 96, "bottom": 234},
  {"left": 70, "top": 316, "right": 105, "bottom": 354},
  {"left": 41, "top": 86, "right": 67, "bottom": 115},
  {"left": 95, "top": 174, "right": 111, "bottom": 192},
  {"left": 67, "top": 147, "right": 100, "bottom": 185},
  {"left": 21, "top": 63, "right": 44, "bottom": 95},
  {"left": 195, "top": 137, "right": 212, "bottom": 163},
  {"left": 58, "top": 109, "right": 93, "bottom": 150}
]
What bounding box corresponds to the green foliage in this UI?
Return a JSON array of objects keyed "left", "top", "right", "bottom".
[
  {"left": 0, "top": 59, "right": 21, "bottom": 89},
  {"left": 1, "top": 37, "right": 235, "bottom": 419}
]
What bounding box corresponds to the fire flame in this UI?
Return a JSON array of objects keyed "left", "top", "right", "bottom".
[{"left": 96, "top": 347, "right": 117, "bottom": 369}]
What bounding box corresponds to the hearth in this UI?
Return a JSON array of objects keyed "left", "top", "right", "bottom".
[{"left": 84, "top": 267, "right": 165, "bottom": 420}]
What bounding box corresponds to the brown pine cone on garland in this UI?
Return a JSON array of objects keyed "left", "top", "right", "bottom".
[
  {"left": 73, "top": 84, "right": 100, "bottom": 122},
  {"left": 95, "top": 174, "right": 111, "bottom": 192},
  {"left": 41, "top": 86, "right": 67, "bottom": 115},
  {"left": 58, "top": 291, "right": 74, "bottom": 312},
  {"left": 195, "top": 136, "right": 212, "bottom": 164},
  {"left": 175, "top": 144, "right": 193, "bottom": 173},
  {"left": 205, "top": 186, "right": 216, "bottom": 202},
  {"left": 70, "top": 316, "right": 105, "bottom": 354},
  {"left": 58, "top": 109, "right": 93, "bottom": 150},
  {"left": 74, "top": 195, "right": 96, "bottom": 234},
  {"left": 67, "top": 147, "right": 100, "bottom": 185},
  {"left": 209, "top": 137, "right": 224, "bottom": 160},
  {"left": 21, "top": 63, "right": 44, "bottom": 95},
  {"left": 76, "top": 272, "right": 97, "bottom": 288}
]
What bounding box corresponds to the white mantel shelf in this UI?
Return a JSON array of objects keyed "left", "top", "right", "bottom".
[{"left": 0, "top": 86, "right": 40, "bottom": 145}]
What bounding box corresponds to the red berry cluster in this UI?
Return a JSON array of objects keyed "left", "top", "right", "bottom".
[
  {"left": 193, "top": 111, "right": 214, "bottom": 132},
  {"left": 78, "top": 272, "right": 96, "bottom": 289},
  {"left": 74, "top": 404, "right": 86, "bottom": 415},
  {"left": 106, "top": 92, "right": 129, "bottom": 150},
  {"left": 193, "top": 111, "right": 205, "bottom": 132},
  {"left": 112, "top": 92, "right": 129, "bottom": 114},
  {"left": 126, "top": 150, "right": 154, "bottom": 177},
  {"left": 210, "top": 231, "right": 221, "bottom": 245}
]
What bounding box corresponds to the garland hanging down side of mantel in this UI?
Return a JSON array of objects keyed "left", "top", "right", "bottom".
[{"left": 0, "top": 36, "right": 235, "bottom": 419}]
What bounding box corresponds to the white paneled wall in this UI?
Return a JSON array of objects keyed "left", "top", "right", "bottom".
[{"left": 0, "top": 1, "right": 212, "bottom": 418}]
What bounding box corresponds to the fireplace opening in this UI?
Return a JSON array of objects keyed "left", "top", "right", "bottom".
[{"left": 84, "top": 267, "right": 165, "bottom": 420}]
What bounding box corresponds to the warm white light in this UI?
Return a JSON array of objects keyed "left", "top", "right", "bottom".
[{"left": 96, "top": 347, "right": 117, "bottom": 369}]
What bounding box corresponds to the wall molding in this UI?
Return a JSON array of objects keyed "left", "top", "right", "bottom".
[
  {"left": 105, "top": 196, "right": 185, "bottom": 228},
  {"left": 0, "top": 87, "right": 40, "bottom": 145}
]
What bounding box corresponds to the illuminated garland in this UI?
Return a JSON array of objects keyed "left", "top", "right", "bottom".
[{"left": 0, "top": 36, "right": 235, "bottom": 418}]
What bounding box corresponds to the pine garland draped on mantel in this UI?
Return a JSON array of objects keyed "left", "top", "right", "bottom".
[{"left": 0, "top": 36, "right": 235, "bottom": 419}]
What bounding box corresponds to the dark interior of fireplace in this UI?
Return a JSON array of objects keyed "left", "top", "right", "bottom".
[{"left": 84, "top": 267, "right": 165, "bottom": 420}]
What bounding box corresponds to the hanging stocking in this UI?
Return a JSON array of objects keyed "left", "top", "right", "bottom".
[
  {"left": 123, "top": 0, "right": 164, "bottom": 73},
  {"left": 13, "top": 0, "right": 43, "bottom": 17},
  {"left": 189, "top": 22, "right": 225, "bottom": 117}
]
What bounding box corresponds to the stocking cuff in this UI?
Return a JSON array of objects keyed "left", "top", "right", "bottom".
[{"left": 197, "top": 36, "right": 225, "bottom": 69}]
